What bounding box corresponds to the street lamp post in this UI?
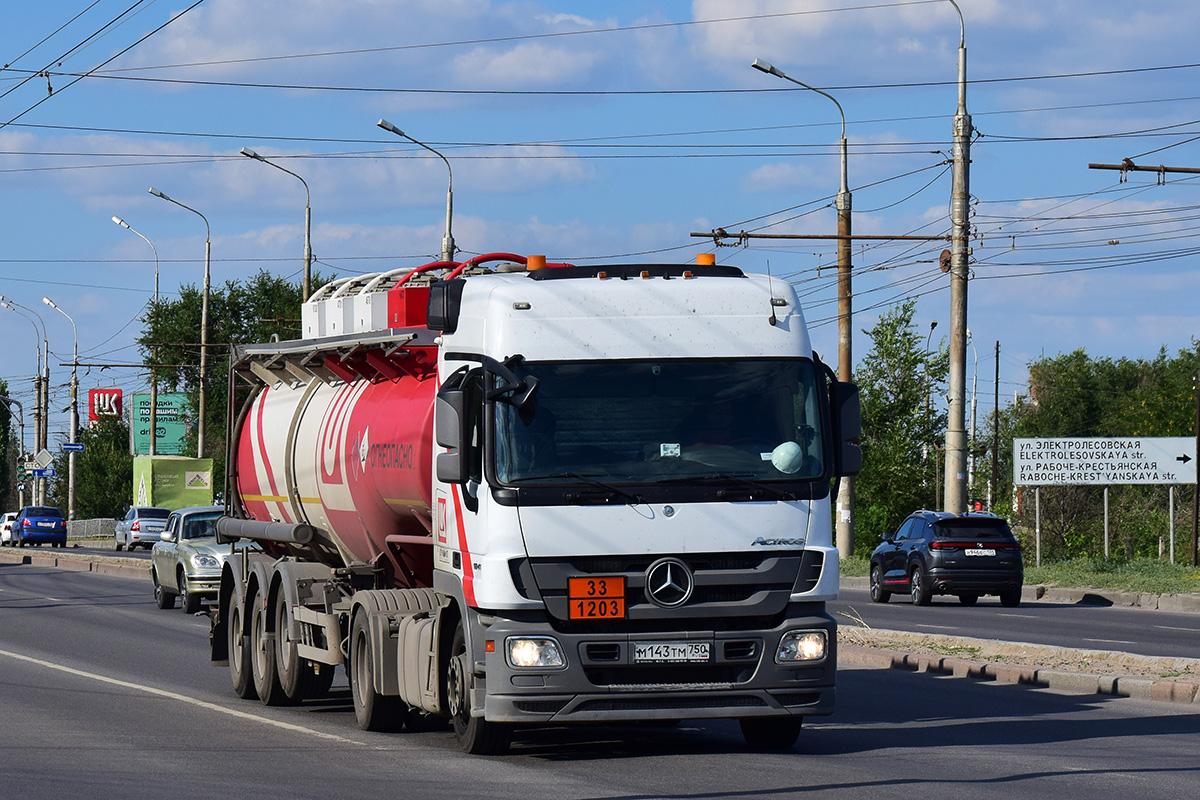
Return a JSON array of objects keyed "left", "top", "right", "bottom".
[
  {"left": 751, "top": 58, "right": 855, "bottom": 557},
  {"left": 239, "top": 148, "right": 313, "bottom": 300},
  {"left": 967, "top": 328, "right": 979, "bottom": 505},
  {"left": 1, "top": 296, "right": 50, "bottom": 504},
  {"left": 42, "top": 297, "right": 77, "bottom": 521},
  {"left": 113, "top": 216, "right": 159, "bottom": 456},
  {"left": 148, "top": 187, "right": 210, "bottom": 459},
  {"left": 376, "top": 120, "right": 456, "bottom": 263}
]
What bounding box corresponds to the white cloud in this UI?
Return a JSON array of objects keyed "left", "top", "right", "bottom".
[{"left": 452, "top": 42, "right": 598, "bottom": 87}]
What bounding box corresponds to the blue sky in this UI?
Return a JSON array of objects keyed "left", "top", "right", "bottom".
[{"left": 3, "top": 0, "right": 1200, "bottom": 449}]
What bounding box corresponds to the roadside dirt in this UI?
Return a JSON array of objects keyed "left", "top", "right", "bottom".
[{"left": 837, "top": 624, "right": 1200, "bottom": 685}]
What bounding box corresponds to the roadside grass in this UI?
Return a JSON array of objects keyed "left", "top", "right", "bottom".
[{"left": 839, "top": 552, "right": 1200, "bottom": 595}]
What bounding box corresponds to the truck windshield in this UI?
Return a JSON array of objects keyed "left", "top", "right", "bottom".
[{"left": 494, "top": 358, "right": 825, "bottom": 485}]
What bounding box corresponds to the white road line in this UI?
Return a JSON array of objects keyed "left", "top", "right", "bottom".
[
  {"left": 914, "top": 624, "right": 958, "bottom": 630},
  {"left": 998, "top": 613, "right": 1038, "bottom": 619},
  {"left": 1083, "top": 638, "right": 1137, "bottom": 646},
  {"left": 1154, "top": 625, "right": 1200, "bottom": 633},
  {"left": 0, "top": 646, "right": 362, "bottom": 746}
]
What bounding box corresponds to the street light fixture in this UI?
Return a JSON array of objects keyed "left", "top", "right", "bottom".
[
  {"left": 42, "top": 296, "right": 78, "bottom": 521},
  {"left": 1, "top": 296, "right": 50, "bottom": 504},
  {"left": 376, "top": 119, "right": 456, "bottom": 263},
  {"left": 148, "top": 187, "right": 210, "bottom": 459},
  {"left": 113, "top": 215, "right": 160, "bottom": 456},
  {"left": 751, "top": 58, "right": 854, "bottom": 556},
  {"left": 239, "top": 148, "right": 313, "bottom": 300}
]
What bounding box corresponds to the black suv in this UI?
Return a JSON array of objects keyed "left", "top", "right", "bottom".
[{"left": 869, "top": 511, "right": 1023, "bottom": 607}]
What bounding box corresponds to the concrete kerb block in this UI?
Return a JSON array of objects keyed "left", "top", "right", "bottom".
[
  {"left": 984, "top": 663, "right": 1039, "bottom": 685},
  {"left": 1114, "top": 677, "right": 1155, "bottom": 699},
  {"left": 839, "top": 645, "right": 902, "bottom": 670},
  {"left": 942, "top": 657, "right": 989, "bottom": 679},
  {"left": 1158, "top": 594, "right": 1200, "bottom": 613},
  {"left": 1036, "top": 669, "right": 1102, "bottom": 695},
  {"left": 1151, "top": 681, "right": 1198, "bottom": 703}
]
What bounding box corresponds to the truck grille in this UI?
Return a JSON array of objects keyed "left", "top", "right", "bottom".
[{"left": 526, "top": 551, "right": 812, "bottom": 626}]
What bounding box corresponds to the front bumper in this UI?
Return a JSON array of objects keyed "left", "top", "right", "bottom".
[
  {"left": 182, "top": 572, "right": 221, "bottom": 598},
  {"left": 478, "top": 605, "right": 836, "bottom": 724}
]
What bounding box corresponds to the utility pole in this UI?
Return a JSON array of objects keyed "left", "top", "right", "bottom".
[
  {"left": 1193, "top": 369, "right": 1199, "bottom": 567},
  {"left": 991, "top": 340, "right": 1000, "bottom": 512},
  {"left": 944, "top": 0, "right": 972, "bottom": 515}
]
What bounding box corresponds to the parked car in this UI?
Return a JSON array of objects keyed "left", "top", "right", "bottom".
[
  {"left": 0, "top": 512, "right": 17, "bottom": 546},
  {"left": 114, "top": 506, "right": 171, "bottom": 551},
  {"left": 869, "top": 510, "right": 1024, "bottom": 607},
  {"left": 150, "top": 506, "right": 228, "bottom": 613},
  {"left": 12, "top": 505, "right": 68, "bottom": 548}
]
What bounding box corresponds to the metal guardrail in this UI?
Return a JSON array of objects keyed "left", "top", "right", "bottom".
[{"left": 67, "top": 518, "right": 118, "bottom": 540}]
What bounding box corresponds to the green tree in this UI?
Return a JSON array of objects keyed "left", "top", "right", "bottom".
[
  {"left": 137, "top": 270, "right": 323, "bottom": 490},
  {"left": 854, "top": 299, "right": 948, "bottom": 548},
  {"left": 48, "top": 417, "right": 134, "bottom": 519}
]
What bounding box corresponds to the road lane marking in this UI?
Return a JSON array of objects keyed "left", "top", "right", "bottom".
[
  {"left": 1083, "top": 638, "right": 1137, "bottom": 646},
  {"left": 914, "top": 624, "right": 958, "bottom": 630},
  {"left": 1155, "top": 625, "right": 1200, "bottom": 633},
  {"left": 999, "top": 613, "right": 1038, "bottom": 619},
  {"left": 0, "top": 646, "right": 363, "bottom": 746}
]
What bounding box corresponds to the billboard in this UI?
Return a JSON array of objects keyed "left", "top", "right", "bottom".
[
  {"left": 89, "top": 388, "right": 122, "bottom": 423},
  {"left": 132, "top": 455, "right": 214, "bottom": 508},
  {"left": 129, "top": 392, "right": 190, "bottom": 455}
]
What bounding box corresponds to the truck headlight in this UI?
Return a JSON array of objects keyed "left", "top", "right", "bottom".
[
  {"left": 776, "top": 630, "right": 827, "bottom": 663},
  {"left": 506, "top": 636, "right": 565, "bottom": 668},
  {"left": 191, "top": 553, "right": 220, "bottom": 569}
]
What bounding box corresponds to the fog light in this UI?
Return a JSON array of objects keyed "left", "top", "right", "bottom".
[
  {"left": 776, "top": 630, "right": 827, "bottom": 663},
  {"left": 506, "top": 636, "right": 565, "bottom": 668}
]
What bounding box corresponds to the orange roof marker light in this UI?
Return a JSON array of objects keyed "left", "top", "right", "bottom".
[
  {"left": 696, "top": 253, "right": 716, "bottom": 266},
  {"left": 527, "top": 255, "right": 547, "bottom": 271}
]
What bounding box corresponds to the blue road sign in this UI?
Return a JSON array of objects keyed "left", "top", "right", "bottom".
[
  {"left": 32, "top": 468, "right": 56, "bottom": 477},
  {"left": 63, "top": 442, "right": 85, "bottom": 452}
]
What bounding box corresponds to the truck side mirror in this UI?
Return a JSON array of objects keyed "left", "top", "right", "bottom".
[
  {"left": 830, "top": 381, "right": 862, "bottom": 477},
  {"left": 435, "top": 388, "right": 467, "bottom": 483},
  {"left": 426, "top": 279, "right": 467, "bottom": 333}
]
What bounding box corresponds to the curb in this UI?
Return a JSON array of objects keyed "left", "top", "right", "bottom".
[
  {"left": 0, "top": 548, "right": 147, "bottom": 578},
  {"left": 840, "top": 643, "right": 1200, "bottom": 706},
  {"left": 839, "top": 576, "right": 1200, "bottom": 613}
]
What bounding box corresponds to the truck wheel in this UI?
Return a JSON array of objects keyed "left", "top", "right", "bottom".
[
  {"left": 350, "top": 611, "right": 405, "bottom": 731},
  {"left": 251, "top": 586, "right": 291, "bottom": 706},
  {"left": 740, "top": 716, "right": 802, "bottom": 750},
  {"left": 227, "top": 596, "right": 258, "bottom": 700},
  {"left": 274, "top": 591, "right": 322, "bottom": 702},
  {"left": 447, "top": 620, "right": 511, "bottom": 755},
  {"left": 153, "top": 571, "right": 176, "bottom": 610},
  {"left": 869, "top": 564, "right": 890, "bottom": 603}
]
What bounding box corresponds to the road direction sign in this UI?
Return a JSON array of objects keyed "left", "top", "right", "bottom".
[
  {"left": 32, "top": 467, "right": 56, "bottom": 478},
  {"left": 62, "top": 442, "right": 84, "bottom": 452},
  {"left": 1013, "top": 437, "right": 1197, "bottom": 486}
]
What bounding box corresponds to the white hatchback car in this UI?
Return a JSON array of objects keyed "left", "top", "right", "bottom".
[{"left": 0, "top": 511, "right": 18, "bottom": 546}]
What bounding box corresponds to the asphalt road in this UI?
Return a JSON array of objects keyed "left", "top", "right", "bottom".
[
  {"left": 831, "top": 586, "right": 1200, "bottom": 661},
  {"left": 2, "top": 563, "right": 1198, "bottom": 799}
]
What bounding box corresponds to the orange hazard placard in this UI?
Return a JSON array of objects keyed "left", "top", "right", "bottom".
[{"left": 568, "top": 576, "right": 626, "bottom": 620}]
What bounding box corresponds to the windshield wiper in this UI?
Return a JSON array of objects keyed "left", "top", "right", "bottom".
[
  {"left": 508, "top": 472, "right": 642, "bottom": 505},
  {"left": 656, "top": 472, "right": 797, "bottom": 501}
]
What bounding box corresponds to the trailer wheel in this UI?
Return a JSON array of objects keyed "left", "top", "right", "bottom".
[
  {"left": 227, "top": 595, "right": 257, "bottom": 700},
  {"left": 274, "top": 591, "right": 323, "bottom": 702},
  {"left": 251, "top": 585, "right": 291, "bottom": 706},
  {"left": 349, "top": 610, "right": 405, "bottom": 731},
  {"left": 447, "top": 620, "right": 511, "bottom": 755}
]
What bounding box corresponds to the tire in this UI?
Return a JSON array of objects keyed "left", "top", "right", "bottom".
[
  {"left": 274, "top": 591, "right": 321, "bottom": 702},
  {"left": 740, "top": 716, "right": 803, "bottom": 751},
  {"left": 869, "top": 564, "right": 890, "bottom": 603},
  {"left": 153, "top": 572, "right": 176, "bottom": 609},
  {"left": 251, "top": 585, "right": 290, "bottom": 706},
  {"left": 114, "top": 539, "right": 124, "bottom": 552},
  {"left": 910, "top": 566, "right": 932, "bottom": 606},
  {"left": 1000, "top": 587, "right": 1021, "bottom": 608},
  {"left": 958, "top": 594, "right": 979, "bottom": 606},
  {"left": 447, "top": 620, "right": 511, "bottom": 754},
  {"left": 227, "top": 596, "right": 258, "bottom": 700},
  {"left": 181, "top": 577, "right": 202, "bottom": 614},
  {"left": 349, "top": 610, "right": 406, "bottom": 731}
]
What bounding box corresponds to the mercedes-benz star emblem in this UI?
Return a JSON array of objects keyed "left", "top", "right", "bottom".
[{"left": 645, "top": 557, "right": 694, "bottom": 608}]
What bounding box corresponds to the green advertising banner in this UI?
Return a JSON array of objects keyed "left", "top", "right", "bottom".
[
  {"left": 132, "top": 455, "right": 214, "bottom": 509},
  {"left": 129, "top": 392, "right": 190, "bottom": 455}
]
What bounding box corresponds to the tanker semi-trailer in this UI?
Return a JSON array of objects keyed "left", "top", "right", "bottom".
[{"left": 212, "top": 254, "right": 861, "bottom": 754}]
